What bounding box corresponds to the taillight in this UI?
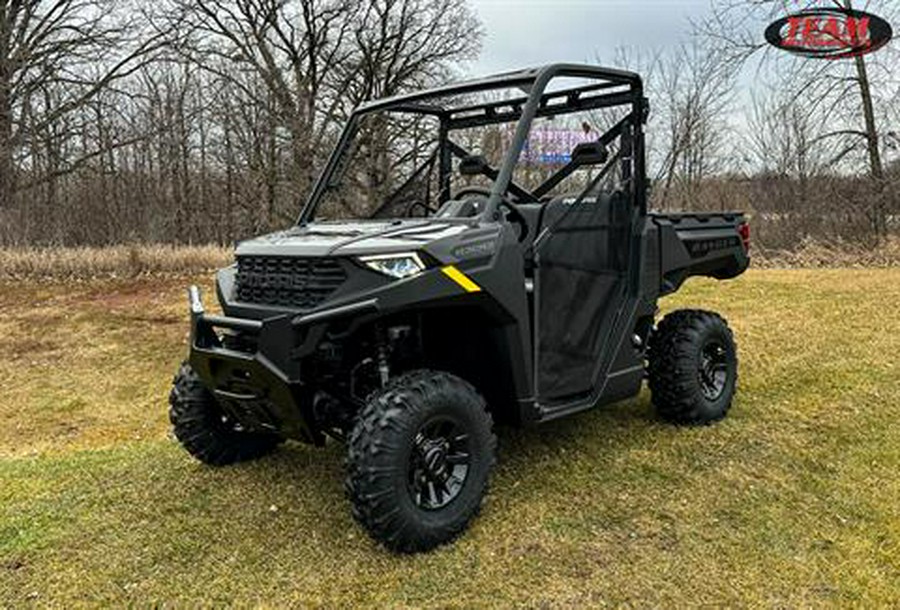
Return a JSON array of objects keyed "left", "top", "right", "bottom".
[{"left": 738, "top": 222, "right": 751, "bottom": 252}]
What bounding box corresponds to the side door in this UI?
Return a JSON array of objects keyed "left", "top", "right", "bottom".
[{"left": 533, "top": 190, "right": 634, "bottom": 403}]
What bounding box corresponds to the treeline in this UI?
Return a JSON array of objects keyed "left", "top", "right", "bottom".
[
  {"left": 0, "top": 0, "right": 897, "bottom": 251},
  {"left": 608, "top": 0, "right": 900, "bottom": 249},
  {"left": 0, "top": 0, "right": 480, "bottom": 246}
]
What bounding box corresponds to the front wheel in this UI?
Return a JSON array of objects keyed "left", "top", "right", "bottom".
[
  {"left": 345, "top": 370, "right": 496, "bottom": 553},
  {"left": 647, "top": 310, "right": 738, "bottom": 425},
  {"left": 169, "top": 363, "right": 282, "bottom": 466}
]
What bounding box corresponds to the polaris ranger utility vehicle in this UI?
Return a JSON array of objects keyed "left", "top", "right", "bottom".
[{"left": 170, "top": 64, "right": 750, "bottom": 553}]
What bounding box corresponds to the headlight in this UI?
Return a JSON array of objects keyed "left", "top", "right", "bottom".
[{"left": 359, "top": 253, "right": 425, "bottom": 279}]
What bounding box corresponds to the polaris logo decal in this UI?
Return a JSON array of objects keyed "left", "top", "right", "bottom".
[
  {"left": 452, "top": 240, "right": 497, "bottom": 260},
  {"left": 765, "top": 7, "right": 893, "bottom": 60},
  {"left": 686, "top": 236, "right": 740, "bottom": 259},
  {"left": 240, "top": 272, "right": 309, "bottom": 290}
]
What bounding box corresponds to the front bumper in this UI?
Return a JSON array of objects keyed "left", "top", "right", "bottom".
[{"left": 186, "top": 286, "right": 324, "bottom": 445}]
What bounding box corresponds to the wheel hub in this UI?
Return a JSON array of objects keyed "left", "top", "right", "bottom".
[
  {"left": 408, "top": 418, "right": 471, "bottom": 511},
  {"left": 423, "top": 442, "right": 449, "bottom": 479},
  {"left": 698, "top": 341, "right": 729, "bottom": 401}
]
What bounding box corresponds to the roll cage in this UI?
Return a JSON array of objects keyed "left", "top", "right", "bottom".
[{"left": 297, "top": 63, "right": 649, "bottom": 225}]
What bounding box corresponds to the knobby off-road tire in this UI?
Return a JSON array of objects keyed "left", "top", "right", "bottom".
[
  {"left": 169, "top": 363, "right": 282, "bottom": 466},
  {"left": 345, "top": 370, "right": 497, "bottom": 553},
  {"left": 648, "top": 310, "right": 738, "bottom": 425}
]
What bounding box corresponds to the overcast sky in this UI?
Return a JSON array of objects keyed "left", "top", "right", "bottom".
[
  {"left": 467, "top": 0, "right": 714, "bottom": 75},
  {"left": 460, "top": 1, "right": 900, "bottom": 171}
]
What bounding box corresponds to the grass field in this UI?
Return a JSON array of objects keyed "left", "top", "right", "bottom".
[{"left": 1, "top": 269, "right": 899, "bottom": 607}]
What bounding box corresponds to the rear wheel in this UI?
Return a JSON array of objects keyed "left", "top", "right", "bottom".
[
  {"left": 345, "top": 370, "right": 496, "bottom": 553},
  {"left": 647, "top": 310, "right": 738, "bottom": 425},
  {"left": 169, "top": 363, "right": 282, "bottom": 466}
]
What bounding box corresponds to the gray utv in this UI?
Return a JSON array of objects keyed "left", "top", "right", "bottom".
[{"left": 169, "top": 64, "right": 750, "bottom": 553}]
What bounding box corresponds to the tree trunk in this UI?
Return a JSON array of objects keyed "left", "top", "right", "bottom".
[
  {"left": 0, "top": 54, "right": 13, "bottom": 209},
  {"left": 846, "top": 0, "right": 887, "bottom": 239}
]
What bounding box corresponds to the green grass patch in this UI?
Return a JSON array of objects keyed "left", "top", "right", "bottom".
[{"left": 1, "top": 270, "right": 899, "bottom": 606}]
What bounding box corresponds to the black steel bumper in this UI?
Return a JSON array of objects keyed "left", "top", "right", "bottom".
[{"left": 186, "top": 286, "right": 324, "bottom": 445}]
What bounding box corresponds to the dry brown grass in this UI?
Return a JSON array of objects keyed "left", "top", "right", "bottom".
[
  {"left": 0, "top": 244, "right": 232, "bottom": 280},
  {"left": 754, "top": 236, "right": 900, "bottom": 268},
  {"left": 2, "top": 237, "right": 899, "bottom": 281}
]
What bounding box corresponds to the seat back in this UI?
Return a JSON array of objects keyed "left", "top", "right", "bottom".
[
  {"left": 537, "top": 190, "right": 630, "bottom": 271},
  {"left": 516, "top": 203, "right": 544, "bottom": 271}
]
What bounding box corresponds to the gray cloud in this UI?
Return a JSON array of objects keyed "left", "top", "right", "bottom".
[{"left": 468, "top": 0, "right": 712, "bottom": 75}]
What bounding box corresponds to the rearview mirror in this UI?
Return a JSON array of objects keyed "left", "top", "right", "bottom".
[
  {"left": 459, "top": 155, "right": 490, "bottom": 176},
  {"left": 571, "top": 142, "right": 609, "bottom": 166}
]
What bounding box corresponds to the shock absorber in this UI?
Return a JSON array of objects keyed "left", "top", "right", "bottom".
[{"left": 375, "top": 324, "right": 390, "bottom": 386}]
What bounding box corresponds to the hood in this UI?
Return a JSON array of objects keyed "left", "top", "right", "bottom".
[{"left": 235, "top": 220, "right": 469, "bottom": 258}]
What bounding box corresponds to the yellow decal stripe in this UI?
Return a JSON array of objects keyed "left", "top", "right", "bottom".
[{"left": 441, "top": 266, "right": 482, "bottom": 293}]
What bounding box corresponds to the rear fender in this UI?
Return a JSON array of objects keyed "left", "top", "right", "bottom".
[{"left": 653, "top": 214, "right": 750, "bottom": 295}]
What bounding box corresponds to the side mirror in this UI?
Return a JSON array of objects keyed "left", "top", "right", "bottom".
[
  {"left": 571, "top": 142, "right": 609, "bottom": 166},
  {"left": 459, "top": 155, "right": 490, "bottom": 176}
]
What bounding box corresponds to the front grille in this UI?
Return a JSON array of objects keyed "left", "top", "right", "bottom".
[{"left": 235, "top": 256, "right": 346, "bottom": 309}]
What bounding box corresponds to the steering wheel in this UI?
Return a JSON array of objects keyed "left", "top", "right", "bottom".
[
  {"left": 405, "top": 199, "right": 438, "bottom": 218},
  {"left": 452, "top": 186, "right": 529, "bottom": 242}
]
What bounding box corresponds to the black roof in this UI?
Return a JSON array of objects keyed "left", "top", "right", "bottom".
[{"left": 355, "top": 63, "right": 642, "bottom": 115}]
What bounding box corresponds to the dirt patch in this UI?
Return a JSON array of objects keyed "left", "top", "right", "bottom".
[
  {"left": 2, "top": 559, "right": 26, "bottom": 571},
  {"left": 0, "top": 277, "right": 191, "bottom": 312},
  {"left": 122, "top": 313, "right": 182, "bottom": 325},
  {"left": 88, "top": 280, "right": 180, "bottom": 309},
  {"left": 0, "top": 337, "right": 60, "bottom": 359}
]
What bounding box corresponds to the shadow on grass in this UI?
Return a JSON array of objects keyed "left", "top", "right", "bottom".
[
  {"left": 232, "top": 392, "right": 664, "bottom": 540},
  {"left": 0, "top": 392, "right": 697, "bottom": 607}
]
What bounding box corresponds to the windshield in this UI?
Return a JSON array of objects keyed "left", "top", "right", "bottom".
[
  {"left": 316, "top": 110, "right": 442, "bottom": 221},
  {"left": 313, "top": 87, "right": 531, "bottom": 223},
  {"left": 302, "top": 68, "right": 641, "bottom": 223}
]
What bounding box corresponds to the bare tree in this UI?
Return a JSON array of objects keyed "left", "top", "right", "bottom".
[
  {"left": 699, "top": 0, "right": 900, "bottom": 238},
  {"left": 606, "top": 42, "right": 737, "bottom": 211},
  {"left": 343, "top": 0, "right": 481, "bottom": 104},
  {"left": 0, "top": 1, "right": 163, "bottom": 214},
  {"left": 159, "top": 0, "right": 480, "bottom": 227}
]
